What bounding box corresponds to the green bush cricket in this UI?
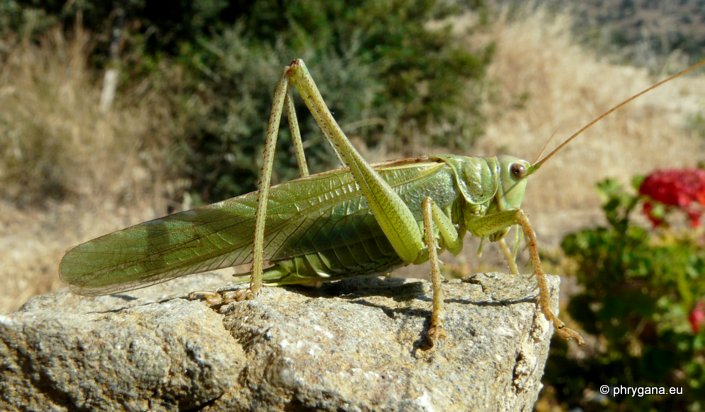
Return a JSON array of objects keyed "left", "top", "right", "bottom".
[{"left": 60, "top": 59, "right": 705, "bottom": 348}]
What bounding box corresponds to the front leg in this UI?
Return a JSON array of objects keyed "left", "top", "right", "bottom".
[
  {"left": 468, "top": 209, "right": 585, "bottom": 345},
  {"left": 514, "top": 210, "right": 585, "bottom": 345}
]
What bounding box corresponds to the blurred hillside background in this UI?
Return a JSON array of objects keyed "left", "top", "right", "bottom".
[{"left": 1, "top": 0, "right": 704, "bottom": 408}]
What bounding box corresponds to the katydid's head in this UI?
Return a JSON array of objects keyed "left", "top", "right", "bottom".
[{"left": 496, "top": 155, "right": 532, "bottom": 210}]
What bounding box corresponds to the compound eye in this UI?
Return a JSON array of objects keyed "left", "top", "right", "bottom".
[{"left": 510, "top": 163, "right": 526, "bottom": 179}]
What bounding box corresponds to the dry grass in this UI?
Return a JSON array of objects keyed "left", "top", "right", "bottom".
[
  {"left": 0, "top": 28, "right": 174, "bottom": 208},
  {"left": 0, "top": 28, "right": 179, "bottom": 313},
  {"left": 469, "top": 8, "right": 704, "bottom": 245}
]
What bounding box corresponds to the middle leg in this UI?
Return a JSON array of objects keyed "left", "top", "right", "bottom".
[{"left": 421, "top": 197, "right": 464, "bottom": 347}]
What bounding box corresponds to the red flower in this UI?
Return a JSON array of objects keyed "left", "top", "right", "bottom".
[
  {"left": 639, "top": 168, "right": 705, "bottom": 227},
  {"left": 689, "top": 301, "right": 705, "bottom": 333}
]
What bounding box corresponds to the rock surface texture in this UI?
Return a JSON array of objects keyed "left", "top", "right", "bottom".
[{"left": 0, "top": 272, "right": 560, "bottom": 411}]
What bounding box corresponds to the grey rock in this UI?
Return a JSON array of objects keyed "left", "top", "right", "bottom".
[{"left": 0, "top": 272, "right": 560, "bottom": 411}]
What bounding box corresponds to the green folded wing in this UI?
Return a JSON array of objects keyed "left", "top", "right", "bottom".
[{"left": 60, "top": 159, "right": 454, "bottom": 295}]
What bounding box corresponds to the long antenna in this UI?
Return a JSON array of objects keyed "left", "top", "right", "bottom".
[
  {"left": 532, "top": 128, "right": 559, "bottom": 164},
  {"left": 529, "top": 60, "right": 705, "bottom": 174}
]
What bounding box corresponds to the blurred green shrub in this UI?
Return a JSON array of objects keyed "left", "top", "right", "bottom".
[
  {"left": 177, "top": 27, "right": 381, "bottom": 202},
  {"left": 688, "top": 112, "right": 705, "bottom": 140},
  {"left": 544, "top": 176, "right": 705, "bottom": 411},
  {"left": 180, "top": 1, "right": 492, "bottom": 202}
]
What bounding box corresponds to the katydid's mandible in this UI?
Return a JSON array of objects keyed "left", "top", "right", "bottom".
[{"left": 61, "top": 59, "right": 705, "bottom": 349}]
